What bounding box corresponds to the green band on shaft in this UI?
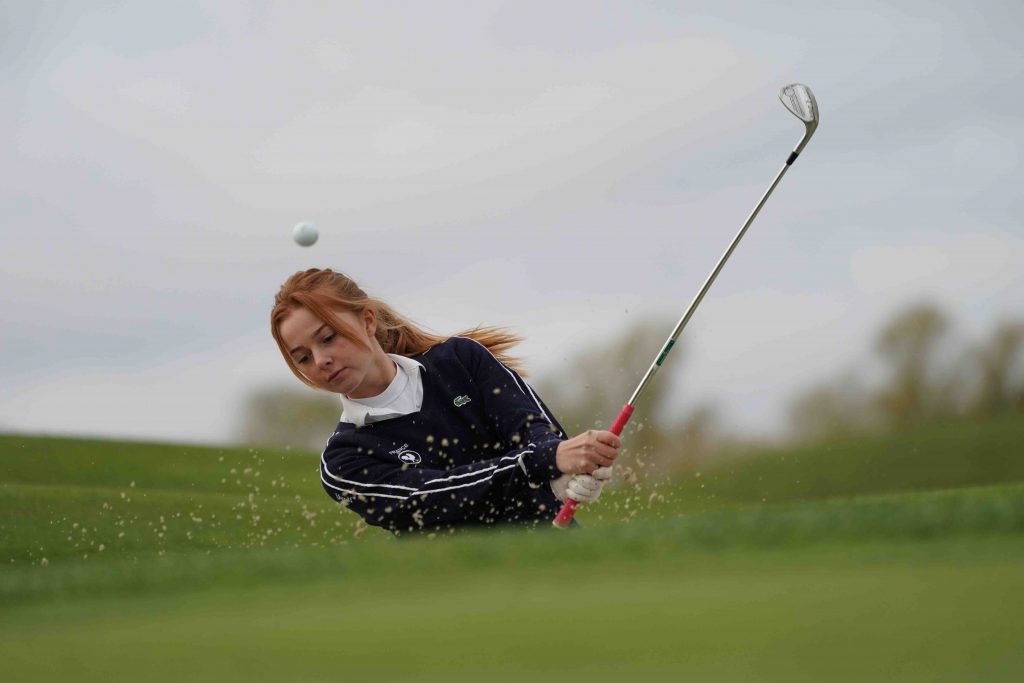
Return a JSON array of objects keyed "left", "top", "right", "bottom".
[{"left": 656, "top": 340, "right": 676, "bottom": 366}]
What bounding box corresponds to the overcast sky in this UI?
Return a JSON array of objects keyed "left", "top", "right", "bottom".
[{"left": 2, "top": 1, "right": 1021, "bottom": 446}]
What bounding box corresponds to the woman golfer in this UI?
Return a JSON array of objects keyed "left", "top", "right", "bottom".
[{"left": 271, "top": 268, "right": 620, "bottom": 535}]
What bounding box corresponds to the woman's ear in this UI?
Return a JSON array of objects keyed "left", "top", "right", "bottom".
[{"left": 362, "top": 307, "right": 377, "bottom": 337}]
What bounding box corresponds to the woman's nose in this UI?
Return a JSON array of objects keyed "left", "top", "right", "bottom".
[{"left": 313, "top": 350, "right": 333, "bottom": 369}]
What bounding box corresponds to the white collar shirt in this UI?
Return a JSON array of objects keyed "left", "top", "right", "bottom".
[{"left": 339, "top": 354, "right": 425, "bottom": 428}]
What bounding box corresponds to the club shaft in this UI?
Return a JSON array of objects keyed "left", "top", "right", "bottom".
[
  {"left": 626, "top": 150, "right": 801, "bottom": 408},
  {"left": 554, "top": 123, "right": 815, "bottom": 530}
]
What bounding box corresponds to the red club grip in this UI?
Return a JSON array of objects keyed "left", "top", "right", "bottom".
[
  {"left": 552, "top": 498, "right": 579, "bottom": 529},
  {"left": 609, "top": 403, "right": 635, "bottom": 436},
  {"left": 552, "top": 404, "right": 635, "bottom": 529}
]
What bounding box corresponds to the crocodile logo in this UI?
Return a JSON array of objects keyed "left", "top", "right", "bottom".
[{"left": 453, "top": 395, "right": 472, "bottom": 407}]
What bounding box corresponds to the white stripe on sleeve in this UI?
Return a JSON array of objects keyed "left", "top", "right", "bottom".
[{"left": 321, "top": 445, "right": 536, "bottom": 502}]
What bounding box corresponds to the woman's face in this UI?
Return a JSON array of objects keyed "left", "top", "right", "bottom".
[{"left": 278, "top": 306, "right": 380, "bottom": 397}]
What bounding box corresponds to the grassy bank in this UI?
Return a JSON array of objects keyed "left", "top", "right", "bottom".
[{"left": 1, "top": 418, "right": 1021, "bottom": 681}]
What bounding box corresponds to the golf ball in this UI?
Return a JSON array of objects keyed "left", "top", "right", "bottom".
[{"left": 292, "top": 221, "right": 319, "bottom": 247}]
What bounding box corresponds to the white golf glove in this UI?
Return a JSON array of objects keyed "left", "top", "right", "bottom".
[{"left": 550, "top": 467, "right": 613, "bottom": 504}]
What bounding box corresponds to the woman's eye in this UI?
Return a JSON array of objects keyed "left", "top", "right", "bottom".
[
  {"left": 322, "top": 334, "right": 335, "bottom": 344},
  {"left": 296, "top": 355, "right": 309, "bottom": 364}
]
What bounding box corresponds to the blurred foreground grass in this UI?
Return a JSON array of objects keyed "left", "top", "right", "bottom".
[
  {"left": 1, "top": 530, "right": 1021, "bottom": 682},
  {"left": 1, "top": 416, "right": 1022, "bottom": 681}
]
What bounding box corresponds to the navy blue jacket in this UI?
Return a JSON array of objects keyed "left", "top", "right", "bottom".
[{"left": 319, "top": 337, "right": 567, "bottom": 535}]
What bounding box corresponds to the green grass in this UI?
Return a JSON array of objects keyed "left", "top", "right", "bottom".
[
  {"left": 0, "top": 433, "right": 381, "bottom": 569},
  {"left": 661, "top": 414, "right": 1024, "bottom": 507},
  {"left": 0, "top": 434, "right": 319, "bottom": 495},
  {"left": 1, "top": 535, "right": 1021, "bottom": 682},
  {"left": 1, "top": 417, "right": 1023, "bottom": 681},
  {"left": 4, "top": 415, "right": 1022, "bottom": 567},
  {"left": 2, "top": 482, "right": 1021, "bottom": 605}
]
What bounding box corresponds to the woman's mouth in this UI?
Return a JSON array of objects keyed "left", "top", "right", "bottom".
[{"left": 328, "top": 368, "right": 346, "bottom": 384}]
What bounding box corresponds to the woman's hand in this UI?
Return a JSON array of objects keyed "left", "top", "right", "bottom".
[
  {"left": 555, "top": 430, "right": 621, "bottom": 475},
  {"left": 550, "top": 466, "right": 614, "bottom": 503}
]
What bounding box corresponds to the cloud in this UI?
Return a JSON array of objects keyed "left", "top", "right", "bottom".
[
  {"left": 311, "top": 43, "right": 352, "bottom": 74},
  {"left": 951, "top": 123, "right": 1020, "bottom": 189},
  {"left": 4, "top": 0, "right": 1024, "bottom": 445},
  {"left": 850, "top": 230, "right": 1023, "bottom": 298},
  {"left": 118, "top": 77, "right": 192, "bottom": 115},
  {"left": 0, "top": 332, "right": 296, "bottom": 445}
]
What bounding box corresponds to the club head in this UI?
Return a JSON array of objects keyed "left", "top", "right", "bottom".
[{"left": 779, "top": 83, "right": 818, "bottom": 153}]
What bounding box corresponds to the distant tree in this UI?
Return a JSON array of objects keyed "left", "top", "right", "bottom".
[
  {"left": 969, "top": 320, "right": 1024, "bottom": 415},
  {"left": 664, "top": 403, "right": 720, "bottom": 471},
  {"left": 237, "top": 386, "right": 340, "bottom": 451},
  {"left": 785, "top": 301, "right": 1024, "bottom": 443},
  {"left": 873, "top": 302, "right": 955, "bottom": 425},
  {"left": 787, "top": 371, "right": 875, "bottom": 442},
  {"left": 536, "top": 322, "right": 671, "bottom": 429},
  {"left": 535, "top": 320, "right": 713, "bottom": 476}
]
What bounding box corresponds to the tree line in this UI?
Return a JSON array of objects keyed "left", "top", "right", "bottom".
[{"left": 787, "top": 302, "right": 1023, "bottom": 442}]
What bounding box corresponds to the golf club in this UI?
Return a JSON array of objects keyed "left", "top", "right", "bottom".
[{"left": 553, "top": 83, "right": 820, "bottom": 528}]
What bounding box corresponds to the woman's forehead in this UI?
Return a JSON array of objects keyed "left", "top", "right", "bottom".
[
  {"left": 279, "top": 307, "right": 320, "bottom": 343},
  {"left": 280, "top": 306, "right": 355, "bottom": 343}
]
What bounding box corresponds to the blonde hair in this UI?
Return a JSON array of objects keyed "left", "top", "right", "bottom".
[{"left": 271, "top": 268, "right": 526, "bottom": 389}]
